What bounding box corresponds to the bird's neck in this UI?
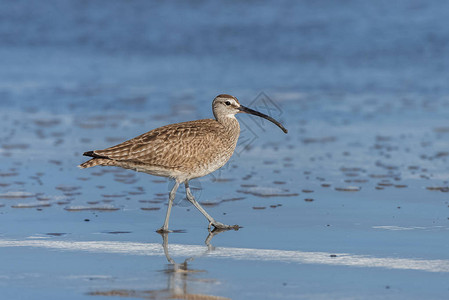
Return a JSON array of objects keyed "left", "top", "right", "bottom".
[{"left": 216, "top": 114, "right": 240, "bottom": 136}]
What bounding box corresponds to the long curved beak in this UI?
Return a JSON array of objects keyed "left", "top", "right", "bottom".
[{"left": 238, "top": 105, "right": 288, "bottom": 134}]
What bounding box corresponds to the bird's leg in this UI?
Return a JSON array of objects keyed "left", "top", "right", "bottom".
[
  {"left": 157, "top": 180, "right": 180, "bottom": 233},
  {"left": 185, "top": 181, "right": 239, "bottom": 231},
  {"left": 184, "top": 181, "right": 216, "bottom": 225}
]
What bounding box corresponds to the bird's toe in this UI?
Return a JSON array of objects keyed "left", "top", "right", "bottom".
[
  {"left": 211, "top": 222, "right": 240, "bottom": 231},
  {"left": 156, "top": 227, "right": 172, "bottom": 234}
]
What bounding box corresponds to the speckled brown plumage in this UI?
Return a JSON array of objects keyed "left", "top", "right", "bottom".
[{"left": 80, "top": 118, "right": 239, "bottom": 182}]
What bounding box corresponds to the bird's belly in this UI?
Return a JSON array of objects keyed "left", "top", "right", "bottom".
[
  {"left": 119, "top": 151, "right": 232, "bottom": 182},
  {"left": 189, "top": 155, "right": 230, "bottom": 179}
]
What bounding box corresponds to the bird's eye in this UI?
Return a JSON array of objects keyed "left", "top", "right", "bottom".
[{"left": 225, "top": 101, "right": 231, "bottom": 106}]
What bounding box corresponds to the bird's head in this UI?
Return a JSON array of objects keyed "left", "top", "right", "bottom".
[{"left": 212, "top": 94, "right": 288, "bottom": 134}]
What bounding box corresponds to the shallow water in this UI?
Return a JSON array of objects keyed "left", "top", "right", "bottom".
[{"left": 1, "top": 1, "right": 449, "bottom": 299}]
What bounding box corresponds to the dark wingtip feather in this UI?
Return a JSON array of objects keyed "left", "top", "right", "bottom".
[
  {"left": 83, "top": 151, "right": 109, "bottom": 159},
  {"left": 83, "top": 151, "right": 94, "bottom": 157}
]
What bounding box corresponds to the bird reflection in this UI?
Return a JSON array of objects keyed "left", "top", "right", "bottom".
[{"left": 88, "top": 229, "right": 230, "bottom": 299}]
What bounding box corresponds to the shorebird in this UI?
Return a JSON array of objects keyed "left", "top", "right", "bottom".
[{"left": 79, "top": 94, "right": 287, "bottom": 233}]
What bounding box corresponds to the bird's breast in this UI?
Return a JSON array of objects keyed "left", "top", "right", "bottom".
[{"left": 181, "top": 127, "right": 239, "bottom": 179}]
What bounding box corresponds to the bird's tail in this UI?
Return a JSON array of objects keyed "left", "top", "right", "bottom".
[
  {"left": 79, "top": 150, "right": 114, "bottom": 169},
  {"left": 78, "top": 158, "right": 113, "bottom": 169}
]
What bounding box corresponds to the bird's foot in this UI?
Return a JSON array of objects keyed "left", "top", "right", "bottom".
[
  {"left": 209, "top": 221, "right": 240, "bottom": 231},
  {"left": 156, "top": 227, "right": 172, "bottom": 234}
]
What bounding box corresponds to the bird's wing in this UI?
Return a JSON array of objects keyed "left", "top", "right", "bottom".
[{"left": 92, "top": 119, "right": 226, "bottom": 168}]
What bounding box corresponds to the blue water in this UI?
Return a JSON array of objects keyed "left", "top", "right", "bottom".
[{"left": 1, "top": 1, "right": 449, "bottom": 299}]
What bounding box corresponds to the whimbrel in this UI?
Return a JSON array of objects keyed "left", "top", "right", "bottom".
[{"left": 79, "top": 94, "right": 287, "bottom": 232}]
